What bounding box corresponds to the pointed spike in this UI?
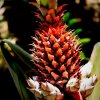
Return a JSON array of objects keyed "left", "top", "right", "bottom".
[
  {"left": 32, "top": 37, "right": 41, "bottom": 45},
  {"left": 58, "top": 64, "right": 66, "bottom": 72},
  {"left": 48, "top": 54, "right": 54, "bottom": 61},
  {"left": 36, "top": 46, "right": 44, "bottom": 52},
  {"left": 62, "top": 71, "right": 68, "bottom": 78},
  {"left": 66, "top": 57, "right": 72, "bottom": 66},
  {"left": 45, "top": 66, "right": 53, "bottom": 73},
  {"left": 65, "top": 49, "right": 72, "bottom": 58},
  {"left": 40, "top": 58, "right": 48, "bottom": 65},
  {"left": 42, "top": 30, "right": 48, "bottom": 36},
  {"left": 39, "top": 70, "right": 48, "bottom": 77},
  {"left": 74, "top": 55, "right": 80, "bottom": 65},
  {"left": 45, "top": 47, "right": 53, "bottom": 54},
  {"left": 46, "top": 14, "right": 52, "bottom": 23},
  {"left": 59, "top": 35, "right": 65, "bottom": 44},
  {"left": 61, "top": 25, "right": 67, "bottom": 34},
  {"left": 57, "top": 80, "right": 67, "bottom": 87},
  {"left": 55, "top": 48, "right": 62, "bottom": 56},
  {"left": 51, "top": 72, "right": 59, "bottom": 80},
  {"left": 50, "top": 34, "right": 56, "bottom": 43},
  {"left": 38, "top": 33, "right": 48, "bottom": 41},
  {"left": 34, "top": 62, "right": 44, "bottom": 70},
  {"left": 60, "top": 10, "right": 67, "bottom": 17},
  {"left": 36, "top": 52, "right": 45, "bottom": 58},
  {"left": 62, "top": 43, "right": 69, "bottom": 52},
  {"left": 48, "top": 9, "right": 55, "bottom": 18},
  {"left": 56, "top": 4, "right": 67, "bottom": 14},
  {"left": 43, "top": 41, "right": 51, "bottom": 47},
  {"left": 53, "top": 42, "right": 60, "bottom": 50},
  {"left": 52, "top": 28, "right": 58, "bottom": 37},
  {"left": 59, "top": 55, "right": 66, "bottom": 63},
  {"left": 69, "top": 64, "right": 76, "bottom": 73},
  {"left": 54, "top": 16, "right": 60, "bottom": 22},
  {"left": 65, "top": 31, "right": 71, "bottom": 38},
  {"left": 48, "top": 28, "right": 53, "bottom": 35},
  {"left": 34, "top": 12, "right": 44, "bottom": 21},
  {"left": 52, "top": 60, "right": 58, "bottom": 68}
]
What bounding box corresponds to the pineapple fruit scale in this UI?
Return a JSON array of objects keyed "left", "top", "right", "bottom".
[{"left": 27, "top": 0, "right": 98, "bottom": 100}]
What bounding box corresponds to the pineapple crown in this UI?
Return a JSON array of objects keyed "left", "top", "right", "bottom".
[{"left": 30, "top": 0, "right": 67, "bottom": 29}]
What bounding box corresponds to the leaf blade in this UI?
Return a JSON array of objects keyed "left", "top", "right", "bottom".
[
  {"left": 87, "top": 42, "right": 100, "bottom": 100},
  {"left": 0, "top": 40, "right": 36, "bottom": 100}
]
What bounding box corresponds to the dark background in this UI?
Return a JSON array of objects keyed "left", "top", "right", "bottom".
[{"left": 0, "top": 0, "right": 100, "bottom": 100}]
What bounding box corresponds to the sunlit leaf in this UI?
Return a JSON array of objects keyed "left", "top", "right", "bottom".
[
  {"left": 68, "top": 18, "right": 77, "bottom": 26},
  {"left": 36, "top": 0, "right": 40, "bottom": 5},
  {"left": 87, "top": 42, "right": 100, "bottom": 100},
  {"left": 80, "top": 51, "right": 89, "bottom": 61},
  {"left": 62, "top": 12, "right": 70, "bottom": 22},
  {"left": 0, "top": 0, "right": 4, "bottom": 8},
  {"left": 1, "top": 40, "right": 36, "bottom": 69},
  {"left": 75, "top": 28, "right": 83, "bottom": 35},
  {"left": 40, "top": 0, "right": 50, "bottom": 6},
  {"left": 80, "top": 38, "right": 91, "bottom": 44}
]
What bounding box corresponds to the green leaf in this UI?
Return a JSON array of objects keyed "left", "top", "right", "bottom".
[
  {"left": 75, "top": 28, "right": 83, "bottom": 35},
  {"left": 0, "top": 40, "right": 36, "bottom": 100},
  {"left": 1, "top": 40, "right": 36, "bottom": 69},
  {"left": 62, "top": 12, "right": 70, "bottom": 22},
  {"left": 8, "top": 66, "right": 34, "bottom": 100},
  {"left": 87, "top": 42, "right": 100, "bottom": 100},
  {"left": 80, "top": 38, "right": 91, "bottom": 44},
  {"left": 40, "top": 0, "right": 50, "bottom": 6},
  {"left": 68, "top": 18, "right": 77, "bottom": 26},
  {"left": 80, "top": 51, "right": 89, "bottom": 61}
]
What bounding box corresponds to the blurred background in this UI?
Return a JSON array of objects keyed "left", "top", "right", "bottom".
[{"left": 0, "top": 0, "right": 100, "bottom": 100}]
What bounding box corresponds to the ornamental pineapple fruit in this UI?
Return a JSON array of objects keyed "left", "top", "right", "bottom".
[{"left": 27, "top": 0, "right": 98, "bottom": 100}]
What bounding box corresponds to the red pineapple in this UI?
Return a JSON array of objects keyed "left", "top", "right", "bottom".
[{"left": 27, "top": 0, "right": 98, "bottom": 100}]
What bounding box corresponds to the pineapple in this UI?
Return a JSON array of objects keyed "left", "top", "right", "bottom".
[{"left": 27, "top": 0, "right": 98, "bottom": 100}]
